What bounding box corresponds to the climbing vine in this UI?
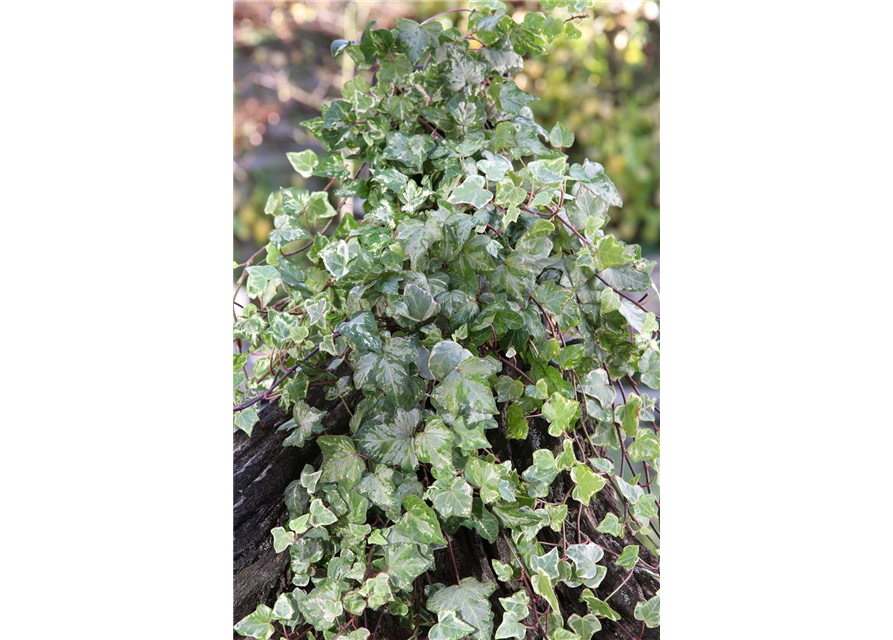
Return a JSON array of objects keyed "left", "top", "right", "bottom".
[{"left": 233, "top": 1, "right": 659, "bottom": 638}]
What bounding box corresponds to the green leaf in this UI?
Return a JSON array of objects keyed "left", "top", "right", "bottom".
[
  {"left": 596, "top": 513, "right": 624, "bottom": 538},
  {"left": 354, "top": 408, "right": 420, "bottom": 470},
  {"left": 580, "top": 590, "right": 620, "bottom": 621},
  {"left": 500, "top": 81, "right": 537, "bottom": 114},
  {"left": 615, "top": 545, "right": 640, "bottom": 571},
  {"left": 234, "top": 406, "right": 259, "bottom": 437},
  {"left": 505, "top": 403, "right": 528, "bottom": 439},
  {"left": 542, "top": 392, "right": 580, "bottom": 436},
  {"left": 617, "top": 393, "right": 642, "bottom": 437},
  {"left": 427, "top": 578, "right": 497, "bottom": 639},
  {"left": 286, "top": 149, "right": 319, "bottom": 178},
  {"left": 395, "top": 495, "right": 446, "bottom": 545},
  {"left": 549, "top": 121, "right": 575, "bottom": 148},
  {"left": 430, "top": 610, "right": 476, "bottom": 640},
  {"left": 317, "top": 435, "right": 365, "bottom": 488},
  {"left": 448, "top": 175, "right": 492, "bottom": 209},
  {"left": 570, "top": 463, "right": 606, "bottom": 504},
  {"left": 427, "top": 475, "right": 473, "bottom": 518}
]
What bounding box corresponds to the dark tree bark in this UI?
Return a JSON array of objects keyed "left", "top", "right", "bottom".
[{"left": 234, "top": 388, "right": 658, "bottom": 640}]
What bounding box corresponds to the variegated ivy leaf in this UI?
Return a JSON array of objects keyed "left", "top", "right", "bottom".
[
  {"left": 395, "top": 17, "right": 443, "bottom": 64},
  {"left": 615, "top": 394, "right": 643, "bottom": 438},
  {"left": 234, "top": 604, "right": 275, "bottom": 640},
  {"left": 395, "top": 495, "right": 446, "bottom": 545},
  {"left": 448, "top": 175, "right": 492, "bottom": 209},
  {"left": 531, "top": 567, "right": 560, "bottom": 615},
  {"left": 571, "top": 463, "right": 607, "bottom": 504},
  {"left": 286, "top": 149, "right": 318, "bottom": 177},
  {"left": 354, "top": 407, "right": 420, "bottom": 470},
  {"left": 529, "top": 547, "right": 560, "bottom": 580},
  {"left": 492, "top": 558, "right": 514, "bottom": 582},
  {"left": 476, "top": 151, "right": 513, "bottom": 181},
  {"left": 337, "top": 311, "right": 383, "bottom": 353},
  {"left": 628, "top": 427, "right": 660, "bottom": 463},
  {"left": 566, "top": 543, "right": 605, "bottom": 581},
  {"left": 521, "top": 449, "right": 559, "bottom": 498},
  {"left": 317, "top": 435, "right": 364, "bottom": 488},
  {"left": 430, "top": 610, "right": 476, "bottom": 640},
  {"left": 596, "top": 513, "right": 624, "bottom": 538},
  {"left": 634, "top": 594, "right": 660, "bottom": 628},
  {"left": 271, "top": 526, "right": 295, "bottom": 553},
  {"left": 495, "top": 590, "right": 529, "bottom": 639},
  {"left": 581, "top": 369, "right": 616, "bottom": 407},
  {"left": 615, "top": 475, "right": 644, "bottom": 505},
  {"left": 428, "top": 340, "right": 473, "bottom": 380},
  {"left": 278, "top": 400, "right": 325, "bottom": 448},
  {"left": 500, "top": 80, "right": 537, "bottom": 114},
  {"left": 542, "top": 392, "right": 580, "bottom": 436},
  {"left": 426, "top": 475, "right": 473, "bottom": 518},
  {"left": 233, "top": 405, "right": 259, "bottom": 436},
  {"left": 568, "top": 613, "right": 602, "bottom": 639},
  {"left": 358, "top": 572, "right": 392, "bottom": 610},
  {"left": 308, "top": 498, "right": 337, "bottom": 527},
  {"left": 427, "top": 577, "right": 497, "bottom": 639},
  {"left": 320, "top": 239, "right": 351, "bottom": 278},
  {"left": 580, "top": 589, "right": 621, "bottom": 621},
  {"left": 399, "top": 283, "right": 438, "bottom": 323},
  {"left": 245, "top": 265, "right": 281, "bottom": 306},
  {"left": 615, "top": 545, "right": 640, "bottom": 571},
  {"left": 549, "top": 121, "right": 575, "bottom": 148},
  {"left": 385, "top": 542, "right": 433, "bottom": 590},
  {"left": 413, "top": 416, "right": 455, "bottom": 473}
]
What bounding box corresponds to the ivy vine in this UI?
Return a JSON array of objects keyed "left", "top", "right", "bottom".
[{"left": 233, "top": 1, "right": 660, "bottom": 638}]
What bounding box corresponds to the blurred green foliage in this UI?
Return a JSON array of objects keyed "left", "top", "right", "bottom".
[
  {"left": 234, "top": 1, "right": 659, "bottom": 263},
  {"left": 520, "top": 2, "right": 659, "bottom": 245}
]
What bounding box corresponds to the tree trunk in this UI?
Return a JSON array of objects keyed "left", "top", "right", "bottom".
[{"left": 234, "top": 390, "right": 658, "bottom": 640}]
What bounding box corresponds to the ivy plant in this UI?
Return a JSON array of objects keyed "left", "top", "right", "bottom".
[{"left": 233, "top": 1, "right": 659, "bottom": 638}]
